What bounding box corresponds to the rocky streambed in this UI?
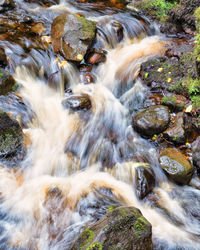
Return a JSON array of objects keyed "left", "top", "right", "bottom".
[{"left": 0, "top": 0, "right": 199, "bottom": 249}]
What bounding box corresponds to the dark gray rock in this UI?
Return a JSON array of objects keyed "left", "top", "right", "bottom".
[
  {"left": 159, "top": 148, "right": 194, "bottom": 185},
  {"left": 132, "top": 105, "right": 170, "bottom": 137},
  {"left": 71, "top": 206, "right": 153, "bottom": 250}
]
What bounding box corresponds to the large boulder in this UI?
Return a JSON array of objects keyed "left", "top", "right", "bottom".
[
  {"left": 0, "top": 111, "right": 23, "bottom": 157},
  {"left": 192, "top": 137, "right": 200, "bottom": 174},
  {"left": 163, "top": 112, "right": 185, "bottom": 144},
  {"left": 0, "top": 68, "right": 17, "bottom": 95},
  {"left": 159, "top": 148, "right": 194, "bottom": 185},
  {"left": 71, "top": 206, "right": 153, "bottom": 250},
  {"left": 132, "top": 105, "right": 170, "bottom": 137},
  {"left": 51, "top": 14, "right": 96, "bottom": 62}
]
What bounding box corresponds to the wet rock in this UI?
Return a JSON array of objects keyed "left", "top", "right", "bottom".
[
  {"left": 163, "top": 112, "right": 185, "bottom": 144},
  {"left": 0, "top": 0, "right": 15, "bottom": 12},
  {"left": 0, "top": 68, "right": 17, "bottom": 95},
  {"left": 80, "top": 73, "right": 95, "bottom": 84},
  {"left": 0, "top": 48, "right": 7, "bottom": 66},
  {"left": 51, "top": 14, "right": 96, "bottom": 62},
  {"left": 31, "top": 23, "right": 45, "bottom": 35},
  {"left": 85, "top": 48, "right": 107, "bottom": 65},
  {"left": 62, "top": 94, "right": 92, "bottom": 111},
  {"left": 79, "top": 64, "right": 93, "bottom": 73},
  {"left": 184, "top": 113, "right": 200, "bottom": 142},
  {"left": 192, "top": 137, "right": 200, "bottom": 174},
  {"left": 0, "top": 111, "right": 23, "bottom": 157},
  {"left": 110, "top": 20, "right": 124, "bottom": 42},
  {"left": 135, "top": 166, "right": 155, "bottom": 199},
  {"left": 132, "top": 105, "right": 170, "bottom": 137},
  {"left": 71, "top": 206, "right": 152, "bottom": 250},
  {"left": 161, "top": 96, "right": 184, "bottom": 112},
  {"left": 159, "top": 148, "right": 194, "bottom": 184}
]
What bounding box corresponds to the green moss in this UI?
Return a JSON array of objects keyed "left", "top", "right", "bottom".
[
  {"left": 79, "top": 229, "right": 95, "bottom": 249},
  {"left": 134, "top": 216, "right": 150, "bottom": 238},
  {"left": 108, "top": 205, "right": 116, "bottom": 213},
  {"left": 136, "top": 0, "right": 177, "bottom": 22},
  {"left": 74, "top": 14, "right": 96, "bottom": 38},
  {"left": 0, "top": 128, "right": 22, "bottom": 154},
  {"left": 194, "top": 8, "right": 200, "bottom": 62},
  {"left": 86, "top": 242, "right": 103, "bottom": 250},
  {"left": 161, "top": 96, "right": 184, "bottom": 111}
]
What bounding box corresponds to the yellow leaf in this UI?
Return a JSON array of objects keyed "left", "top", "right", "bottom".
[{"left": 167, "top": 78, "right": 172, "bottom": 83}]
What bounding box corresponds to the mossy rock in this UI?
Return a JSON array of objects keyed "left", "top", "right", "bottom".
[
  {"left": 0, "top": 111, "right": 23, "bottom": 157},
  {"left": 71, "top": 206, "right": 152, "bottom": 250},
  {"left": 159, "top": 148, "right": 194, "bottom": 184},
  {"left": 134, "top": 0, "right": 177, "bottom": 23},
  {"left": 0, "top": 68, "right": 18, "bottom": 95},
  {"left": 51, "top": 13, "right": 96, "bottom": 62},
  {"left": 161, "top": 96, "right": 184, "bottom": 112}
]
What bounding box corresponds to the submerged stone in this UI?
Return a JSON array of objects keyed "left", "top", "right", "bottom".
[
  {"left": 0, "top": 111, "right": 23, "bottom": 157},
  {"left": 71, "top": 206, "right": 152, "bottom": 250},
  {"left": 132, "top": 105, "right": 170, "bottom": 137},
  {"left": 51, "top": 13, "right": 96, "bottom": 62},
  {"left": 159, "top": 148, "right": 194, "bottom": 185}
]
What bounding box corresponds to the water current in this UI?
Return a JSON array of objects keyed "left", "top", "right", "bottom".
[{"left": 0, "top": 0, "right": 200, "bottom": 249}]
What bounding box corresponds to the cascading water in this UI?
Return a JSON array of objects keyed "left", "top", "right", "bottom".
[{"left": 0, "top": 0, "right": 200, "bottom": 249}]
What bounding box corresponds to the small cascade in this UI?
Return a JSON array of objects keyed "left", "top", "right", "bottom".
[{"left": 0, "top": 1, "right": 199, "bottom": 250}]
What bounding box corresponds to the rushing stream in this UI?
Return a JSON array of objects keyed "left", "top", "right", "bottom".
[{"left": 0, "top": 0, "right": 200, "bottom": 249}]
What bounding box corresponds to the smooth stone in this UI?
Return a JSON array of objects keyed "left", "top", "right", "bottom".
[
  {"left": 132, "top": 105, "right": 170, "bottom": 137},
  {"left": 159, "top": 148, "right": 194, "bottom": 185}
]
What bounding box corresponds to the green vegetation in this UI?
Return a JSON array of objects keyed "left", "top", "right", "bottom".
[
  {"left": 194, "top": 7, "right": 200, "bottom": 62},
  {"left": 161, "top": 96, "right": 184, "bottom": 112},
  {"left": 86, "top": 242, "right": 103, "bottom": 250},
  {"left": 136, "top": 0, "right": 177, "bottom": 22},
  {"left": 79, "top": 229, "right": 95, "bottom": 249},
  {"left": 134, "top": 216, "right": 150, "bottom": 238},
  {"left": 74, "top": 14, "right": 96, "bottom": 38}
]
